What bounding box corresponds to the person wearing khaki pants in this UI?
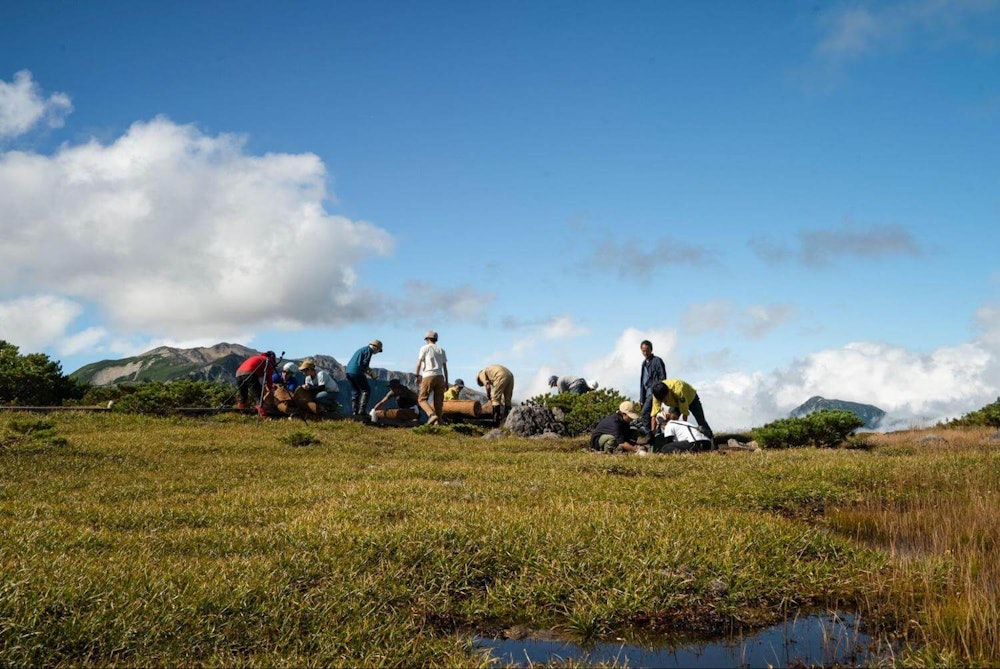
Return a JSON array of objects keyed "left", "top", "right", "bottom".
[{"left": 415, "top": 330, "right": 448, "bottom": 424}]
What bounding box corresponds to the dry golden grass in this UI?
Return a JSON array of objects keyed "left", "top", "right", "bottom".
[{"left": 827, "top": 427, "right": 999, "bottom": 666}]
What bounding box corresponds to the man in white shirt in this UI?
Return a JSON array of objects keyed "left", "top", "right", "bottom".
[
  {"left": 415, "top": 330, "right": 448, "bottom": 425},
  {"left": 655, "top": 406, "right": 714, "bottom": 452}
]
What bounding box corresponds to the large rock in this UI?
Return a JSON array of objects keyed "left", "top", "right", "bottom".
[{"left": 503, "top": 405, "right": 567, "bottom": 438}]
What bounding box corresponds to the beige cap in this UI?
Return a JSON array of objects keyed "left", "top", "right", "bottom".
[
  {"left": 424, "top": 330, "right": 438, "bottom": 341},
  {"left": 370, "top": 339, "right": 383, "bottom": 352},
  {"left": 299, "top": 358, "right": 316, "bottom": 370},
  {"left": 618, "top": 400, "right": 639, "bottom": 421}
]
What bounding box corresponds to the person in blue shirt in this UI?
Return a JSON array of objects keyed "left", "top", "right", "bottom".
[
  {"left": 639, "top": 340, "right": 667, "bottom": 433},
  {"left": 345, "top": 339, "right": 382, "bottom": 417}
]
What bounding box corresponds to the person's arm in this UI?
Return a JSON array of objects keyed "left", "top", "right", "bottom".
[
  {"left": 442, "top": 362, "right": 448, "bottom": 387},
  {"left": 655, "top": 358, "right": 667, "bottom": 382},
  {"left": 372, "top": 391, "right": 393, "bottom": 411}
]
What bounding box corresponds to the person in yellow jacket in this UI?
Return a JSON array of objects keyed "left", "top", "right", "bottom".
[
  {"left": 476, "top": 365, "right": 514, "bottom": 425},
  {"left": 443, "top": 378, "right": 465, "bottom": 401},
  {"left": 650, "top": 378, "right": 713, "bottom": 442}
]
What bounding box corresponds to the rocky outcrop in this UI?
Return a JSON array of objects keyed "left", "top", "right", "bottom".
[
  {"left": 503, "top": 405, "right": 567, "bottom": 438},
  {"left": 789, "top": 396, "right": 886, "bottom": 430}
]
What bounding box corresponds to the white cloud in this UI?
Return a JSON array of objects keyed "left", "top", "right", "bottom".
[
  {"left": 58, "top": 327, "right": 109, "bottom": 356},
  {"left": 0, "top": 115, "right": 397, "bottom": 338},
  {"left": 681, "top": 299, "right": 733, "bottom": 335},
  {"left": 695, "top": 338, "right": 999, "bottom": 431},
  {"left": 576, "top": 313, "right": 1000, "bottom": 432},
  {"left": 490, "top": 315, "right": 588, "bottom": 363},
  {"left": 0, "top": 70, "right": 73, "bottom": 140},
  {"left": 581, "top": 327, "right": 678, "bottom": 400},
  {"left": 0, "top": 295, "right": 83, "bottom": 352},
  {"left": 542, "top": 315, "right": 588, "bottom": 340},
  {"left": 681, "top": 300, "right": 796, "bottom": 339},
  {"left": 814, "top": 0, "right": 999, "bottom": 64},
  {"left": 738, "top": 304, "right": 797, "bottom": 338}
]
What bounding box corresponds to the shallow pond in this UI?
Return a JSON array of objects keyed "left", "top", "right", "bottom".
[{"left": 475, "top": 612, "right": 885, "bottom": 668}]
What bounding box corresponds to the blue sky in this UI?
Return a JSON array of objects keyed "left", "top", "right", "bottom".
[{"left": 2, "top": 0, "right": 998, "bottom": 429}]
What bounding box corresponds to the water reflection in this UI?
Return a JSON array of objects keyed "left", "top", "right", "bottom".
[{"left": 476, "top": 612, "right": 883, "bottom": 668}]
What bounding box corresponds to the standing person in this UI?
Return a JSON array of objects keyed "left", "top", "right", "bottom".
[
  {"left": 298, "top": 358, "right": 339, "bottom": 414},
  {"left": 443, "top": 378, "right": 465, "bottom": 401},
  {"left": 345, "top": 339, "right": 382, "bottom": 418},
  {"left": 234, "top": 350, "right": 277, "bottom": 410},
  {"left": 476, "top": 364, "right": 514, "bottom": 425},
  {"left": 639, "top": 340, "right": 667, "bottom": 433},
  {"left": 548, "top": 375, "right": 597, "bottom": 394},
  {"left": 589, "top": 401, "right": 643, "bottom": 454},
  {"left": 651, "top": 379, "right": 713, "bottom": 442},
  {"left": 415, "top": 331, "right": 448, "bottom": 425}
]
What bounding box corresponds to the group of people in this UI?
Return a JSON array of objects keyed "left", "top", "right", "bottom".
[
  {"left": 234, "top": 350, "right": 340, "bottom": 418},
  {"left": 589, "top": 339, "right": 714, "bottom": 454},
  {"left": 232, "top": 331, "right": 517, "bottom": 425},
  {"left": 233, "top": 336, "right": 713, "bottom": 452}
]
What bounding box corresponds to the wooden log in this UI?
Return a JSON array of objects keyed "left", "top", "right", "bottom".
[
  {"left": 376, "top": 408, "right": 418, "bottom": 421},
  {"left": 441, "top": 399, "right": 481, "bottom": 417}
]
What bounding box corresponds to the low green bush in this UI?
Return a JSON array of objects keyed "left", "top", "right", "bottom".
[
  {"left": 526, "top": 387, "right": 633, "bottom": 436},
  {"left": 1, "top": 416, "right": 67, "bottom": 448},
  {"left": 81, "top": 380, "right": 234, "bottom": 415},
  {"left": 944, "top": 397, "right": 1000, "bottom": 428},
  {"left": 751, "top": 410, "right": 864, "bottom": 449},
  {"left": 281, "top": 429, "right": 320, "bottom": 447}
]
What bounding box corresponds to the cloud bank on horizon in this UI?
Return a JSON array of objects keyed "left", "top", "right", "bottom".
[{"left": 1, "top": 0, "right": 998, "bottom": 432}]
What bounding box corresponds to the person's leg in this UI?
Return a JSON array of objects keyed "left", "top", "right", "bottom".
[
  {"left": 641, "top": 395, "right": 655, "bottom": 434},
  {"left": 597, "top": 434, "right": 618, "bottom": 453},
  {"left": 688, "top": 395, "right": 713, "bottom": 439},
  {"left": 431, "top": 376, "right": 446, "bottom": 423},
  {"left": 418, "top": 376, "right": 437, "bottom": 422},
  {"left": 357, "top": 376, "right": 371, "bottom": 416},
  {"left": 235, "top": 374, "right": 251, "bottom": 407},
  {"left": 314, "top": 391, "right": 335, "bottom": 413},
  {"left": 347, "top": 375, "right": 362, "bottom": 415},
  {"left": 248, "top": 376, "right": 263, "bottom": 408}
]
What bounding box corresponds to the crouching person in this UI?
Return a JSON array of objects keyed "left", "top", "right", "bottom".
[
  {"left": 650, "top": 379, "right": 713, "bottom": 442},
  {"left": 261, "top": 362, "right": 299, "bottom": 418},
  {"left": 589, "top": 401, "right": 644, "bottom": 454},
  {"left": 370, "top": 379, "right": 420, "bottom": 422},
  {"left": 298, "top": 358, "right": 339, "bottom": 416},
  {"left": 654, "top": 406, "right": 714, "bottom": 453}
]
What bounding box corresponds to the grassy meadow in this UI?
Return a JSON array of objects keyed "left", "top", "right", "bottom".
[{"left": 0, "top": 413, "right": 997, "bottom": 667}]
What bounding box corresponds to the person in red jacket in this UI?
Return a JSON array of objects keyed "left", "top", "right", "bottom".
[{"left": 235, "top": 351, "right": 277, "bottom": 409}]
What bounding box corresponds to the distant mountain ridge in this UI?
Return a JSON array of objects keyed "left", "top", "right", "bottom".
[
  {"left": 70, "top": 342, "right": 485, "bottom": 410},
  {"left": 789, "top": 396, "right": 885, "bottom": 430}
]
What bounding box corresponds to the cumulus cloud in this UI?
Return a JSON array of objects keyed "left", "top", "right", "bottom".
[
  {"left": 490, "top": 315, "right": 589, "bottom": 363},
  {"left": 579, "top": 327, "right": 678, "bottom": 398},
  {"left": 0, "top": 115, "right": 403, "bottom": 338},
  {"left": 0, "top": 295, "right": 84, "bottom": 352},
  {"left": 681, "top": 299, "right": 796, "bottom": 338},
  {"left": 0, "top": 70, "right": 73, "bottom": 140},
  {"left": 577, "top": 310, "right": 1000, "bottom": 431},
  {"left": 750, "top": 221, "right": 920, "bottom": 266},
  {"left": 696, "top": 338, "right": 1000, "bottom": 431}
]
